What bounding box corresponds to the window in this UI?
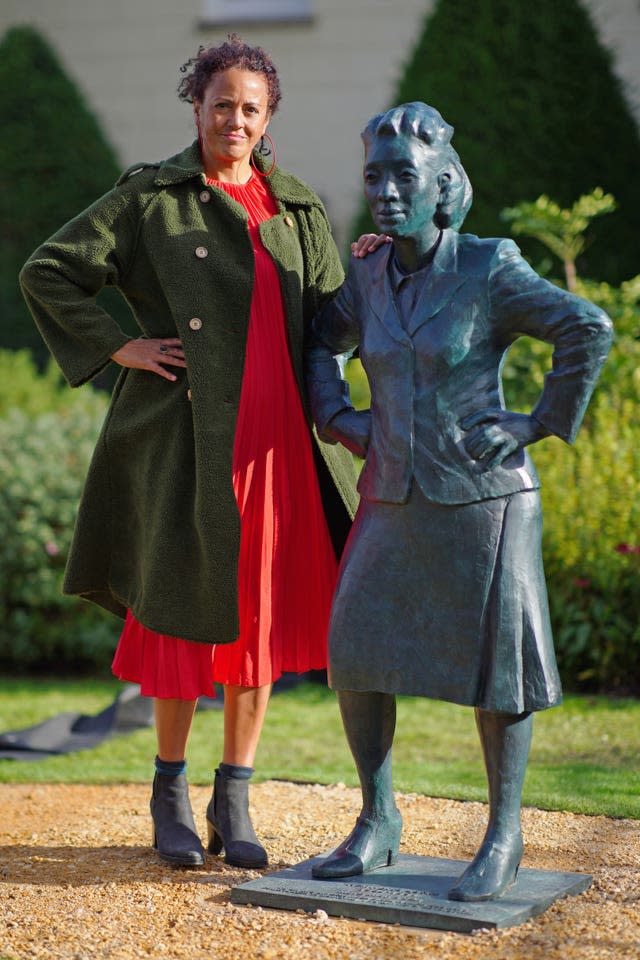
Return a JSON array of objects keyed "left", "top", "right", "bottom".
[{"left": 199, "top": 0, "right": 314, "bottom": 27}]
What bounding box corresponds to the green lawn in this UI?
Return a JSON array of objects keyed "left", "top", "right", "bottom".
[{"left": 0, "top": 677, "right": 638, "bottom": 819}]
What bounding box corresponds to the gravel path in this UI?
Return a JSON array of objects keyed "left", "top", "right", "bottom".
[{"left": 1, "top": 781, "right": 638, "bottom": 959}]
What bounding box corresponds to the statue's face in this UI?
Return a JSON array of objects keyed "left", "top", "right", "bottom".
[{"left": 363, "top": 134, "right": 443, "bottom": 239}]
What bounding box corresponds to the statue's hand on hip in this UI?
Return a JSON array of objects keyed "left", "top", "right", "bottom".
[
  {"left": 325, "top": 408, "right": 372, "bottom": 460},
  {"left": 460, "top": 409, "right": 549, "bottom": 470}
]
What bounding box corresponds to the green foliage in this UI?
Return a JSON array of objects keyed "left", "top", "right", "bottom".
[
  {"left": 576, "top": 274, "right": 640, "bottom": 340},
  {"left": 501, "top": 189, "right": 616, "bottom": 291},
  {"left": 0, "top": 350, "right": 118, "bottom": 670},
  {"left": 534, "top": 401, "right": 640, "bottom": 692},
  {"left": 351, "top": 0, "right": 640, "bottom": 283},
  {"left": 344, "top": 357, "right": 370, "bottom": 411},
  {"left": 0, "top": 349, "right": 77, "bottom": 417},
  {"left": 0, "top": 25, "right": 133, "bottom": 361}
]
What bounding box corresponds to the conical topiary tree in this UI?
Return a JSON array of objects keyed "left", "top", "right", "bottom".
[
  {"left": 0, "top": 25, "right": 132, "bottom": 362},
  {"left": 352, "top": 0, "right": 640, "bottom": 283}
]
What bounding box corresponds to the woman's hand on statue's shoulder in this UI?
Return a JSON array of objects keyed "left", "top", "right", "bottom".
[
  {"left": 350, "top": 234, "right": 392, "bottom": 258},
  {"left": 460, "top": 409, "right": 549, "bottom": 469},
  {"left": 111, "top": 338, "right": 186, "bottom": 382}
]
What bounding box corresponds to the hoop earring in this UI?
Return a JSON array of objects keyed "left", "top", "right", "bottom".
[
  {"left": 195, "top": 120, "right": 204, "bottom": 160},
  {"left": 251, "top": 132, "right": 277, "bottom": 177}
]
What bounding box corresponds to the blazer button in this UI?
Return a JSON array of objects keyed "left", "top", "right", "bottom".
[
  {"left": 189, "top": 317, "right": 203, "bottom": 331},
  {"left": 195, "top": 245, "right": 208, "bottom": 258},
  {"left": 199, "top": 190, "right": 211, "bottom": 203},
  {"left": 284, "top": 216, "right": 294, "bottom": 228}
]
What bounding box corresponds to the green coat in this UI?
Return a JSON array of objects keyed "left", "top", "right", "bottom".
[{"left": 20, "top": 143, "right": 358, "bottom": 644}]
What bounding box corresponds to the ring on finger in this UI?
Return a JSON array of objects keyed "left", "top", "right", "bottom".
[{"left": 159, "top": 344, "right": 169, "bottom": 354}]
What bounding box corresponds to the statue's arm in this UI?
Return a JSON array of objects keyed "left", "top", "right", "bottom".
[
  {"left": 306, "top": 266, "right": 372, "bottom": 459},
  {"left": 490, "top": 240, "right": 613, "bottom": 443},
  {"left": 461, "top": 240, "right": 612, "bottom": 470}
]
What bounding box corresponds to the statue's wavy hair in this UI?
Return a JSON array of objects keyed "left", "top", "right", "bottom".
[{"left": 361, "top": 102, "right": 473, "bottom": 230}]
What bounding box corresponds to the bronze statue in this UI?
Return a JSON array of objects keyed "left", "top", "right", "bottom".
[{"left": 306, "top": 102, "right": 612, "bottom": 901}]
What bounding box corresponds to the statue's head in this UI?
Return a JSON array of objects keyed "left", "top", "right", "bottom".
[{"left": 361, "top": 102, "right": 472, "bottom": 237}]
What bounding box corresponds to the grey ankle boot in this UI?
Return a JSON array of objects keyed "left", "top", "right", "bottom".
[
  {"left": 150, "top": 772, "right": 205, "bottom": 867},
  {"left": 206, "top": 768, "right": 268, "bottom": 868}
]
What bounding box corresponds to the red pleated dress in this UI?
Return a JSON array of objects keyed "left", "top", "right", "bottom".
[{"left": 112, "top": 173, "right": 338, "bottom": 699}]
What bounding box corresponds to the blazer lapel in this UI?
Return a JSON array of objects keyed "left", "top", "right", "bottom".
[
  {"left": 406, "top": 230, "right": 467, "bottom": 338},
  {"left": 366, "top": 245, "right": 412, "bottom": 346}
]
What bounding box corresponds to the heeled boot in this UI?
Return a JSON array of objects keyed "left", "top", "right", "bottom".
[
  {"left": 206, "top": 764, "right": 268, "bottom": 869},
  {"left": 312, "top": 690, "right": 402, "bottom": 879},
  {"left": 449, "top": 709, "right": 533, "bottom": 901},
  {"left": 150, "top": 763, "right": 205, "bottom": 867}
]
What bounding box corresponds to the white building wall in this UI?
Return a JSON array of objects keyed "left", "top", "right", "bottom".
[
  {"left": 1, "top": 0, "right": 638, "bottom": 247},
  {"left": 586, "top": 0, "right": 640, "bottom": 118}
]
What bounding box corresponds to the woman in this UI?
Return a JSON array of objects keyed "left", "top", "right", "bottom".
[
  {"left": 307, "top": 102, "right": 612, "bottom": 900},
  {"left": 20, "top": 36, "right": 378, "bottom": 870}
]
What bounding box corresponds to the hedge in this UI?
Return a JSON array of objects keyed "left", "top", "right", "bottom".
[{"left": 0, "top": 25, "right": 134, "bottom": 363}]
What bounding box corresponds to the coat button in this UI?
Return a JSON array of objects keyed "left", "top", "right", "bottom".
[
  {"left": 199, "top": 190, "right": 210, "bottom": 203},
  {"left": 187, "top": 388, "right": 192, "bottom": 401},
  {"left": 195, "top": 245, "right": 208, "bottom": 258},
  {"left": 284, "top": 216, "right": 294, "bottom": 228},
  {"left": 189, "top": 317, "right": 202, "bottom": 331}
]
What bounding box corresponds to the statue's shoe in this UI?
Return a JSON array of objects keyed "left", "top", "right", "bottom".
[
  {"left": 311, "top": 812, "right": 402, "bottom": 879},
  {"left": 448, "top": 833, "right": 524, "bottom": 901}
]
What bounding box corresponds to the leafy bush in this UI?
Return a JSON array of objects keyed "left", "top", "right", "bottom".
[
  {"left": 0, "top": 351, "right": 119, "bottom": 670},
  {"left": 0, "top": 349, "right": 80, "bottom": 418},
  {"left": 533, "top": 394, "right": 640, "bottom": 692}
]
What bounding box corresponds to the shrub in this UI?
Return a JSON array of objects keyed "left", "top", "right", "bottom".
[
  {"left": 0, "top": 349, "right": 79, "bottom": 418},
  {"left": 0, "top": 353, "right": 119, "bottom": 671},
  {"left": 0, "top": 25, "right": 134, "bottom": 362},
  {"left": 532, "top": 390, "right": 640, "bottom": 693}
]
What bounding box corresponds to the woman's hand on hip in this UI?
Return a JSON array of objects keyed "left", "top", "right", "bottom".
[
  {"left": 111, "top": 338, "right": 186, "bottom": 382},
  {"left": 460, "top": 410, "right": 549, "bottom": 469}
]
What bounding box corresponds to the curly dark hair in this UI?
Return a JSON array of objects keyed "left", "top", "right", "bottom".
[{"left": 178, "top": 34, "right": 282, "bottom": 115}]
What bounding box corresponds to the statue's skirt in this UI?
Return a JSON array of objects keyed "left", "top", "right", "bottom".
[{"left": 327, "top": 485, "right": 562, "bottom": 714}]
